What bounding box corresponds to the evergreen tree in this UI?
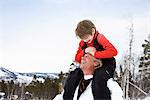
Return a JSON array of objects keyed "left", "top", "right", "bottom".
[
  {"left": 138, "top": 34, "right": 150, "bottom": 95},
  {"left": 0, "top": 80, "right": 6, "bottom": 93}
]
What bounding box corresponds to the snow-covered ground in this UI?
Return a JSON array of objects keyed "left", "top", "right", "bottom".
[{"left": 140, "top": 94, "right": 150, "bottom": 100}]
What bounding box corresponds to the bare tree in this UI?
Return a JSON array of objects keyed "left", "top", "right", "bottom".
[{"left": 124, "top": 19, "right": 134, "bottom": 100}]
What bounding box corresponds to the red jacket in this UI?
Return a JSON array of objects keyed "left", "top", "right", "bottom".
[{"left": 75, "top": 31, "right": 118, "bottom": 63}]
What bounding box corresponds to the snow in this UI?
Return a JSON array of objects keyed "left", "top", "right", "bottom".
[
  {"left": 47, "top": 73, "right": 59, "bottom": 79},
  {"left": 36, "top": 77, "right": 45, "bottom": 83},
  {"left": 0, "top": 67, "right": 16, "bottom": 78},
  {"left": 140, "top": 94, "right": 150, "bottom": 100},
  {"left": 0, "top": 67, "right": 59, "bottom": 85},
  {"left": 15, "top": 74, "right": 33, "bottom": 85},
  {"left": 0, "top": 67, "right": 33, "bottom": 84},
  {"left": 0, "top": 69, "right": 8, "bottom": 77}
]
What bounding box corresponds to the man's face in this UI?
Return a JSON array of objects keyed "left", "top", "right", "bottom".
[{"left": 80, "top": 54, "right": 95, "bottom": 70}]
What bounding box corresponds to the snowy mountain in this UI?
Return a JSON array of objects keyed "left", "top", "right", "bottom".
[
  {"left": 0, "top": 67, "right": 33, "bottom": 85},
  {"left": 0, "top": 67, "right": 59, "bottom": 85},
  {"left": 0, "top": 67, "right": 17, "bottom": 80}
]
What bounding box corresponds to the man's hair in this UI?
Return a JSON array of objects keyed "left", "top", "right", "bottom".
[
  {"left": 75, "top": 20, "right": 96, "bottom": 39},
  {"left": 93, "top": 57, "right": 103, "bottom": 69}
]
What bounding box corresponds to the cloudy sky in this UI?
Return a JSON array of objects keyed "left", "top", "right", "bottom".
[{"left": 0, "top": 0, "right": 150, "bottom": 73}]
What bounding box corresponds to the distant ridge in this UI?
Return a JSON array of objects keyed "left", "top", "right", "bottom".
[{"left": 0, "top": 66, "right": 59, "bottom": 84}]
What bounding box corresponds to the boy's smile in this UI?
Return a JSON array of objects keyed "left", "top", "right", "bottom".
[
  {"left": 83, "top": 35, "right": 94, "bottom": 43},
  {"left": 82, "top": 28, "right": 95, "bottom": 43}
]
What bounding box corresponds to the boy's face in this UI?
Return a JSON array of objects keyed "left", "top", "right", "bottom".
[
  {"left": 82, "top": 28, "right": 95, "bottom": 43},
  {"left": 82, "top": 34, "right": 94, "bottom": 43}
]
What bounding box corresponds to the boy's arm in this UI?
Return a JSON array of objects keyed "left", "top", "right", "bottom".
[
  {"left": 75, "top": 41, "right": 85, "bottom": 63},
  {"left": 94, "top": 34, "right": 118, "bottom": 58}
]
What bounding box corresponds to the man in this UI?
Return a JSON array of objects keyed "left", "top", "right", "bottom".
[{"left": 53, "top": 54, "right": 123, "bottom": 100}]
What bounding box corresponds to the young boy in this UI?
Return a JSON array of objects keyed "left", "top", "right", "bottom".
[
  {"left": 75, "top": 19, "right": 118, "bottom": 76},
  {"left": 63, "top": 20, "right": 118, "bottom": 100}
]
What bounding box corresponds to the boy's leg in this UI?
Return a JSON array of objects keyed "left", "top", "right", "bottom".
[
  {"left": 63, "top": 68, "right": 83, "bottom": 100},
  {"left": 92, "top": 67, "right": 111, "bottom": 100},
  {"left": 103, "top": 57, "right": 116, "bottom": 78}
]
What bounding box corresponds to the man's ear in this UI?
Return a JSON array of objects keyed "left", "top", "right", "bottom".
[
  {"left": 94, "top": 59, "right": 103, "bottom": 68},
  {"left": 94, "top": 60, "right": 100, "bottom": 66}
]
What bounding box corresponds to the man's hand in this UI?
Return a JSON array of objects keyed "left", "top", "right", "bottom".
[{"left": 85, "top": 47, "right": 96, "bottom": 56}]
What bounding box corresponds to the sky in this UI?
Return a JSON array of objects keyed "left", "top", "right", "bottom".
[{"left": 0, "top": 0, "right": 150, "bottom": 73}]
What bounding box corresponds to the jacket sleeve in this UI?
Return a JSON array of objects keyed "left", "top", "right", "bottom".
[
  {"left": 75, "top": 41, "right": 85, "bottom": 63},
  {"left": 94, "top": 34, "right": 118, "bottom": 59}
]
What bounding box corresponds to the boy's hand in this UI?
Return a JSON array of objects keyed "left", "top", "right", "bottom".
[{"left": 85, "top": 47, "right": 96, "bottom": 56}]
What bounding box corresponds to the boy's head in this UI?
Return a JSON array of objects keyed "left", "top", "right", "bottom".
[{"left": 75, "top": 20, "right": 96, "bottom": 43}]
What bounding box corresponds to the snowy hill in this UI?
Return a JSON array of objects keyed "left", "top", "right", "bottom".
[
  {"left": 0, "top": 67, "right": 17, "bottom": 80},
  {"left": 0, "top": 67, "right": 59, "bottom": 85},
  {"left": 0, "top": 67, "right": 33, "bottom": 85}
]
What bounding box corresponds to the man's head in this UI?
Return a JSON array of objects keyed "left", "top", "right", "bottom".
[
  {"left": 75, "top": 20, "right": 96, "bottom": 43},
  {"left": 80, "top": 53, "right": 102, "bottom": 75}
]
